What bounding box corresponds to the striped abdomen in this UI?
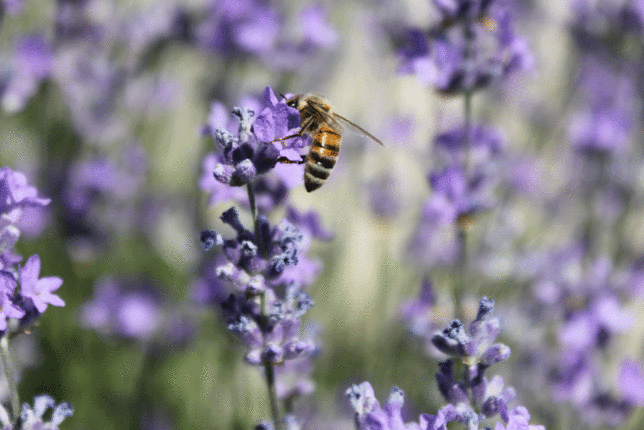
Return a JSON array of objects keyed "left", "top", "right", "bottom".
[{"left": 304, "top": 124, "right": 341, "bottom": 192}]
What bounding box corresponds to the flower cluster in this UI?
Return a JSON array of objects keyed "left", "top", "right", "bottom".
[
  {"left": 201, "top": 86, "right": 309, "bottom": 198},
  {"left": 407, "top": 125, "right": 504, "bottom": 269},
  {"left": 0, "top": 395, "right": 73, "bottom": 430},
  {"left": 0, "top": 167, "right": 71, "bottom": 424},
  {"left": 512, "top": 245, "right": 644, "bottom": 427},
  {"left": 397, "top": 0, "right": 533, "bottom": 94},
  {"left": 195, "top": 2, "right": 337, "bottom": 71},
  {"left": 0, "top": 168, "right": 65, "bottom": 330},
  {"left": 201, "top": 207, "right": 317, "bottom": 366},
  {"left": 348, "top": 298, "right": 544, "bottom": 430}
]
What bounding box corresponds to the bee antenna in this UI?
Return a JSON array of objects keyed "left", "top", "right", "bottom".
[{"left": 280, "top": 93, "right": 287, "bottom": 100}]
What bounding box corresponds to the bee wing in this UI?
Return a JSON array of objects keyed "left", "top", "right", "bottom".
[
  {"left": 306, "top": 99, "right": 384, "bottom": 145},
  {"left": 332, "top": 113, "right": 384, "bottom": 146}
]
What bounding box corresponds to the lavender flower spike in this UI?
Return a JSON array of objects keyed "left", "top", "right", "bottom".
[{"left": 20, "top": 395, "right": 73, "bottom": 430}]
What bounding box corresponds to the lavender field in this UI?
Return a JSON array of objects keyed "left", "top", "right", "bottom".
[{"left": 1, "top": 0, "right": 643, "bottom": 429}]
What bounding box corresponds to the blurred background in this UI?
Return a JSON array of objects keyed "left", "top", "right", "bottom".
[{"left": 1, "top": 0, "right": 643, "bottom": 429}]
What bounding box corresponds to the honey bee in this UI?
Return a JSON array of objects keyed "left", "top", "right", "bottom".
[{"left": 274, "top": 94, "right": 383, "bottom": 192}]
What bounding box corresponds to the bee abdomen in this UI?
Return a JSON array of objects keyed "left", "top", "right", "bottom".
[{"left": 304, "top": 127, "right": 341, "bottom": 192}]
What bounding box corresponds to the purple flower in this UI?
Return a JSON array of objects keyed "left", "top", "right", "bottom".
[
  {"left": 80, "top": 278, "right": 163, "bottom": 341},
  {"left": 570, "top": 0, "right": 644, "bottom": 50},
  {"left": 0, "top": 167, "right": 50, "bottom": 218},
  {"left": 298, "top": 5, "right": 338, "bottom": 49},
  {"left": 202, "top": 87, "right": 306, "bottom": 190},
  {"left": 567, "top": 58, "right": 639, "bottom": 155},
  {"left": 397, "top": 1, "right": 533, "bottom": 94},
  {"left": 2, "top": 0, "right": 23, "bottom": 16},
  {"left": 20, "top": 394, "right": 73, "bottom": 430},
  {"left": 619, "top": 359, "right": 644, "bottom": 406},
  {"left": 222, "top": 283, "right": 316, "bottom": 365},
  {"left": 18, "top": 255, "right": 64, "bottom": 314},
  {"left": 195, "top": 2, "right": 337, "bottom": 71},
  {"left": 201, "top": 207, "right": 308, "bottom": 291},
  {"left": 201, "top": 206, "right": 318, "bottom": 365},
  {"left": 494, "top": 406, "right": 545, "bottom": 430},
  {"left": 1, "top": 34, "right": 52, "bottom": 113},
  {"left": 0, "top": 271, "right": 24, "bottom": 331}
]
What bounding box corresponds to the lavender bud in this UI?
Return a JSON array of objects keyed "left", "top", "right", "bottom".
[
  {"left": 215, "top": 127, "right": 238, "bottom": 151},
  {"left": 213, "top": 163, "right": 234, "bottom": 184},
  {"left": 432, "top": 320, "right": 475, "bottom": 356},
  {"left": 231, "top": 159, "right": 256, "bottom": 186},
  {"left": 246, "top": 275, "right": 266, "bottom": 294},
  {"left": 262, "top": 344, "right": 284, "bottom": 364},
  {"left": 475, "top": 296, "right": 495, "bottom": 321},
  {"left": 200, "top": 229, "right": 223, "bottom": 251},
  {"left": 481, "top": 343, "right": 511, "bottom": 366},
  {"left": 240, "top": 240, "right": 258, "bottom": 258},
  {"left": 481, "top": 396, "right": 499, "bottom": 417}
]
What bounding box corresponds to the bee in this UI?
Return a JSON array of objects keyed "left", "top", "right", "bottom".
[{"left": 274, "top": 94, "right": 383, "bottom": 192}]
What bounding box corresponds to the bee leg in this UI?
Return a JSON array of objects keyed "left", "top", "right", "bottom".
[
  {"left": 277, "top": 156, "right": 306, "bottom": 165},
  {"left": 270, "top": 133, "right": 302, "bottom": 146}
]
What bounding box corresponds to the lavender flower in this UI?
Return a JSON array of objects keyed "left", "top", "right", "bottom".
[
  {"left": 201, "top": 87, "right": 307, "bottom": 191},
  {"left": 80, "top": 277, "right": 163, "bottom": 341},
  {"left": 397, "top": 0, "right": 533, "bottom": 94},
  {"left": 195, "top": 2, "right": 337, "bottom": 71},
  {"left": 19, "top": 395, "right": 73, "bottom": 430},
  {"left": 222, "top": 282, "right": 316, "bottom": 366},
  {"left": 201, "top": 207, "right": 316, "bottom": 365},
  {"left": 346, "top": 382, "right": 415, "bottom": 430},
  {"left": 0, "top": 167, "right": 51, "bottom": 219},
  {"left": 0, "top": 34, "right": 52, "bottom": 113},
  {"left": 17, "top": 255, "right": 64, "bottom": 314},
  {"left": 567, "top": 58, "right": 640, "bottom": 156},
  {"left": 0, "top": 272, "right": 24, "bottom": 331}
]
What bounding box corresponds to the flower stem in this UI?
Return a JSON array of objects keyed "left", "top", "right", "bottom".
[
  {"left": 259, "top": 291, "right": 283, "bottom": 430},
  {"left": 247, "top": 182, "right": 257, "bottom": 224},
  {"left": 264, "top": 360, "right": 283, "bottom": 430},
  {"left": 247, "top": 182, "right": 267, "bottom": 256},
  {"left": 0, "top": 337, "right": 19, "bottom": 422}
]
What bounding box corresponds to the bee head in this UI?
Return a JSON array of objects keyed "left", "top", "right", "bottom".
[{"left": 284, "top": 94, "right": 301, "bottom": 109}]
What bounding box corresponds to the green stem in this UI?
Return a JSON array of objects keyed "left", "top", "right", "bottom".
[
  {"left": 454, "top": 13, "right": 476, "bottom": 320},
  {"left": 264, "top": 360, "right": 283, "bottom": 430},
  {"left": 0, "top": 337, "right": 19, "bottom": 422},
  {"left": 259, "top": 277, "right": 282, "bottom": 429},
  {"left": 247, "top": 182, "right": 257, "bottom": 224},
  {"left": 247, "top": 182, "right": 267, "bottom": 257}
]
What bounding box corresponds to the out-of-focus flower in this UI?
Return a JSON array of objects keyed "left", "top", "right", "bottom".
[
  {"left": 397, "top": 0, "right": 533, "bottom": 94},
  {"left": 619, "top": 359, "right": 644, "bottom": 406},
  {"left": 80, "top": 277, "right": 163, "bottom": 341},
  {"left": 407, "top": 124, "right": 504, "bottom": 269},
  {"left": 1, "top": 0, "right": 23, "bottom": 16},
  {"left": 195, "top": 1, "right": 337, "bottom": 71},
  {"left": 0, "top": 167, "right": 51, "bottom": 218},
  {"left": 0, "top": 34, "right": 52, "bottom": 113},
  {"left": 19, "top": 395, "right": 73, "bottom": 430},
  {"left": 567, "top": 58, "right": 640, "bottom": 156},
  {"left": 366, "top": 172, "right": 403, "bottom": 222},
  {"left": 570, "top": 0, "right": 644, "bottom": 52}
]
